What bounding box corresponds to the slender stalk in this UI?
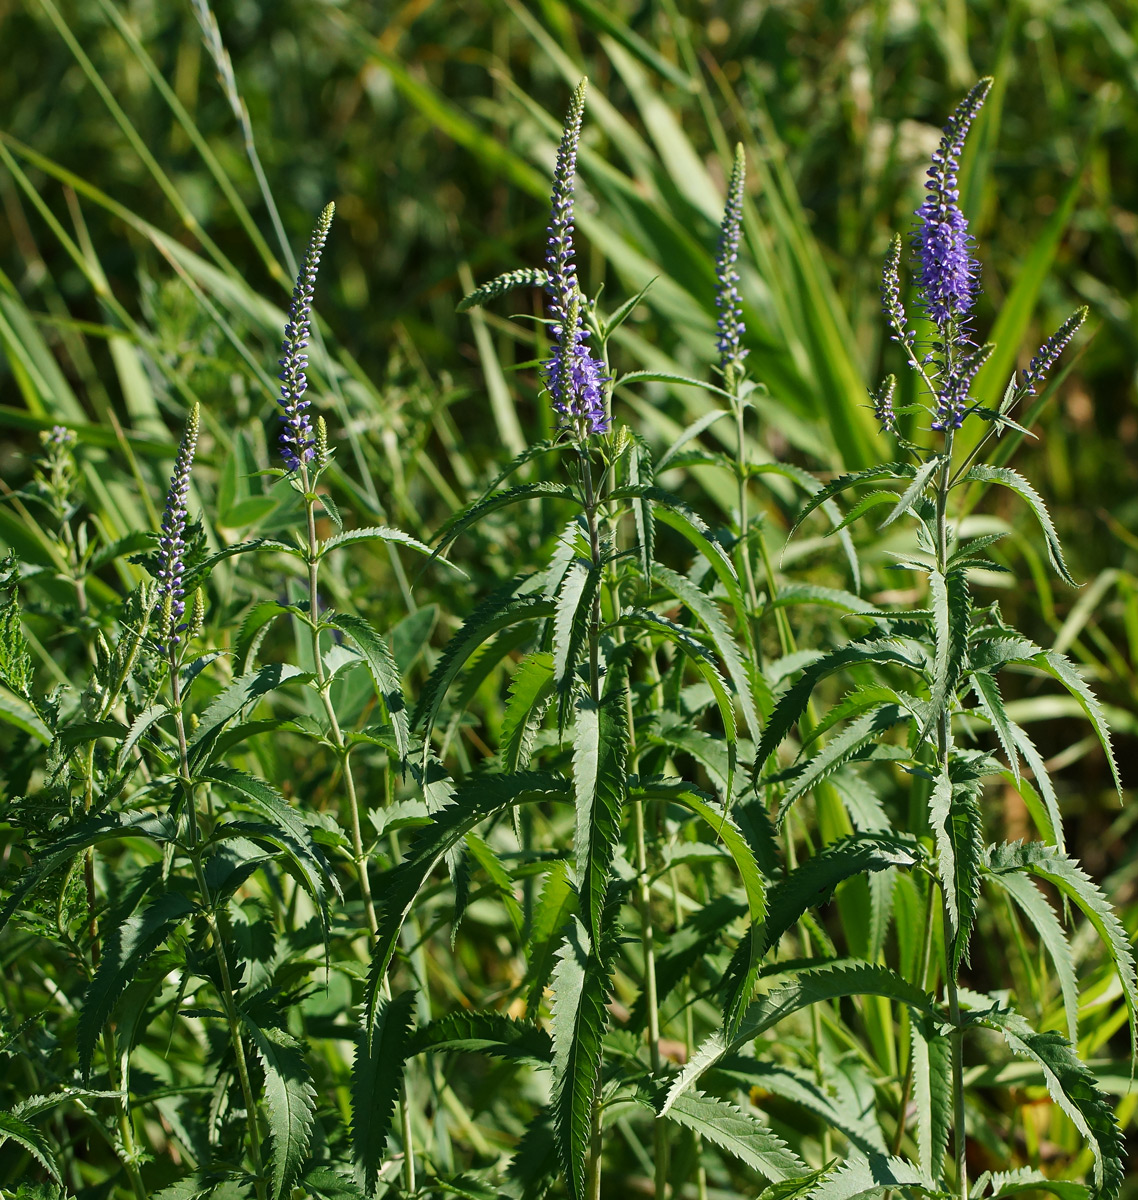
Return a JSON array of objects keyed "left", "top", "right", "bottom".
[
  {"left": 171, "top": 666, "right": 265, "bottom": 1198},
  {"left": 891, "top": 875, "right": 938, "bottom": 1155},
  {"left": 933, "top": 432, "right": 967, "bottom": 1199},
  {"left": 299, "top": 464, "right": 378, "bottom": 938}
]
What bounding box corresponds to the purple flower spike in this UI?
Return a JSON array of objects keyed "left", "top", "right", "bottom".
[
  {"left": 279, "top": 202, "right": 334, "bottom": 472},
  {"left": 156, "top": 403, "right": 199, "bottom": 654},
  {"left": 715, "top": 144, "right": 748, "bottom": 379},
  {"left": 881, "top": 234, "right": 913, "bottom": 347},
  {"left": 871, "top": 375, "right": 898, "bottom": 435},
  {"left": 1022, "top": 307, "right": 1087, "bottom": 395},
  {"left": 913, "top": 78, "right": 992, "bottom": 328},
  {"left": 542, "top": 79, "right": 610, "bottom": 436}
]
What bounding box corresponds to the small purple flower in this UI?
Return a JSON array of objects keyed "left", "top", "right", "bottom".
[
  {"left": 155, "top": 404, "right": 199, "bottom": 653},
  {"left": 932, "top": 342, "right": 994, "bottom": 431},
  {"left": 913, "top": 78, "right": 991, "bottom": 329},
  {"left": 715, "top": 144, "right": 748, "bottom": 379},
  {"left": 1022, "top": 307, "right": 1087, "bottom": 395},
  {"left": 871, "top": 374, "right": 898, "bottom": 435},
  {"left": 279, "top": 202, "right": 334, "bottom": 472},
  {"left": 542, "top": 79, "right": 609, "bottom": 436}
]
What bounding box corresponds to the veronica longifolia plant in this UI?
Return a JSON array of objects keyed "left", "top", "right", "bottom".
[{"left": 730, "top": 80, "right": 1133, "bottom": 1200}]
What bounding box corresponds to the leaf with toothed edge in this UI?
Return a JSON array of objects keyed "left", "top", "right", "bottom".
[
  {"left": 351, "top": 990, "right": 416, "bottom": 1196},
  {"left": 551, "top": 916, "right": 611, "bottom": 1200},
  {"left": 966, "top": 1004, "right": 1125, "bottom": 1200},
  {"left": 985, "top": 840, "right": 1137, "bottom": 1056},
  {"left": 804, "top": 1153, "right": 935, "bottom": 1199},
  {"left": 664, "top": 1090, "right": 807, "bottom": 1181},
  {"left": 573, "top": 672, "right": 628, "bottom": 948},
  {"left": 662, "top": 962, "right": 938, "bottom": 1113},
  {"left": 328, "top": 612, "right": 411, "bottom": 763},
  {"left": 0, "top": 1111, "right": 61, "bottom": 1182},
  {"left": 245, "top": 1018, "right": 316, "bottom": 1200},
  {"left": 499, "top": 652, "right": 555, "bottom": 773}
]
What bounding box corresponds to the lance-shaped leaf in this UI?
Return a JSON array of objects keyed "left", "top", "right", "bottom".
[
  {"left": 78, "top": 889, "right": 194, "bottom": 1077},
  {"left": 411, "top": 583, "right": 555, "bottom": 742},
  {"left": 457, "top": 265, "right": 549, "bottom": 311},
  {"left": 788, "top": 463, "right": 918, "bottom": 537},
  {"left": 664, "top": 1090, "right": 806, "bottom": 1182},
  {"left": 805, "top": 1153, "right": 934, "bottom": 1200},
  {"left": 551, "top": 917, "right": 610, "bottom": 1200},
  {"left": 0, "top": 1111, "right": 61, "bottom": 1182},
  {"left": 928, "top": 765, "right": 983, "bottom": 975},
  {"left": 351, "top": 990, "right": 416, "bottom": 1196},
  {"left": 431, "top": 483, "right": 579, "bottom": 556},
  {"left": 774, "top": 704, "right": 906, "bottom": 828},
  {"left": 573, "top": 679, "right": 628, "bottom": 947},
  {"left": 654, "top": 562, "right": 763, "bottom": 737},
  {"left": 960, "top": 464, "right": 1076, "bottom": 586},
  {"left": 628, "top": 436, "right": 655, "bottom": 579},
  {"left": 1006, "top": 720, "right": 1064, "bottom": 850},
  {"left": 0, "top": 811, "right": 177, "bottom": 935},
  {"left": 319, "top": 524, "right": 433, "bottom": 560},
  {"left": 909, "top": 1013, "right": 951, "bottom": 1181},
  {"left": 525, "top": 860, "right": 577, "bottom": 1016},
  {"left": 974, "top": 1167, "right": 1091, "bottom": 1200},
  {"left": 187, "top": 662, "right": 308, "bottom": 765},
  {"left": 762, "top": 833, "right": 920, "bottom": 954},
  {"left": 410, "top": 1011, "right": 552, "bottom": 1065},
  {"left": 553, "top": 559, "right": 598, "bottom": 699},
  {"left": 363, "top": 773, "right": 571, "bottom": 1029},
  {"left": 983, "top": 863, "right": 1079, "bottom": 1045},
  {"left": 967, "top": 1005, "right": 1124, "bottom": 1200},
  {"left": 663, "top": 963, "right": 938, "bottom": 1112},
  {"left": 328, "top": 612, "right": 410, "bottom": 763},
  {"left": 879, "top": 455, "right": 944, "bottom": 529},
  {"left": 500, "top": 652, "right": 555, "bottom": 772},
  {"left": 245, "top": 1018, "right": 316, "bottom": 1200},
  {"left": 986, "top": 840, "right": 1138, "bottom": 1054},
  {"left": 923, "top": 565, "right": 970, "bottom": 741},
  {"left": 970, "top": 671, "right": 1019, "bottom": 785},
  {"left": 754, "top": 641, "right": 922, "bottom": 774}
]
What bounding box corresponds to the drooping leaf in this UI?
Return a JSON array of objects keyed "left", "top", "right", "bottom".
[
  {"left": 986, "top": 841, "right": 1138, "bottom": 1054},
  {"left": 788, "top": 463, "right": 918, "bottom": 537},
  {"left": 431, "top": 483, "right": 580, "bottom": 555},
  {"left": 984, "top": 864, "right": 1079, "bottom": 1045},
  {"left": 329, "top": 611, "right": 411, "bottom": 763},
  {"left": 551, "top": 917, "right": 611, "bottom": 1200},
  {"left": 967, "top": 1005, "right": 1125, "bottom": 1200},
  {"left": 879, "top": 455, "right": 943, "bottom": 529},
  {"left": 351, "top": 990, "right": 416, "bottom": 1195},
  {"left": 961, "top": 464, "right": 1076, "bottom": 586},
  {"left": 410, "top": 1011, "right": 552, "bottom": 1065},
  {"left": 500, "top": 652, "right": 555, "bottom": 772},
  {"left": 664, "top": 1090, "right": 806, "bottom": 1182},
  {"left": 244, "top": 1018, "right": 316, "bottom": 1200},
  {"left": 319, "top": 524, "right": 433, "bottom": 559},
  {"left": 187, "top": 663, "right": 308, "bottom": 764},
  {"left": 572, "top": 678, "right": 628, "bottom": 947},
  {"left": 663, "top": 962, "right": 937, "bottom": 1111},
  {"left": 763, "top": 833, "right": 920, "bottom": 954},
  {"left": 0, "top": 1111, "right": 61, "bottom": 1182},
  {"left": 78, "top": 889, "right": 194, "bottom": 1077}
]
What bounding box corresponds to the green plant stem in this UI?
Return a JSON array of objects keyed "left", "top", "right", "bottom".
[
  {"left": 100, "top": 1025, "right": 147, "bottom": 1200},
  {"left": 933, "top": 432, "right": 967, "bottom": 1200},
  {"left": 891, "top": 875, "right": 938, "bottom": 1155},
  {"left": 300, "top": 470, "right": 379, "bottom": 939},
  {"left": 171, "top": 666, "right": 266, "bottom": 1199}
]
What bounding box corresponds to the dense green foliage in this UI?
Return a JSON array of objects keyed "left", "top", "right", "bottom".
[{"left": 1, "top": 3, "right": 1137, "bottom": 1199}]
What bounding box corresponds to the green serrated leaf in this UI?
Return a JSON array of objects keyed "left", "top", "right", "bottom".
[
  {"left": 501, "top": 652, "right": 555, "bottom": 773},
  {"left": 410, "top": 1011, "right": 552, "bottom": 1064},
  {"left": 245, "top": 1018, "right": 316, "bottom": 1200},
  {"left": 351, "top": 990, "right": 416, "bottom": 1195},
  {"left": 329, "top": 611, "right": 410, "bottom": 763},
  {"left": 664, "top": 1089, "right": 806, "bottom": 1181}
]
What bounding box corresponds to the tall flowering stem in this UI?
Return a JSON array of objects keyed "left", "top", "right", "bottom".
[
  {"left": 715, "top": 144, "right": 748, "bottom": 389},
  {"left": 911, "top": 77, "right": 992, "bottom": 432},
  {"left": 543, "top": 79, "right": 609, "bottom": 438},
  {"left": 156, "top": 406, "right": 267, "bottom": 1199},
  {"left": 155, "top": 404, "right": 199, "bottom": 655},
  {"left": 278, "top": 203, "right": 333, "bottom": 472}
]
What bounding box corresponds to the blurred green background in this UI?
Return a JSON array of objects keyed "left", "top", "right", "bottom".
[{"left": 2, "top": 0, "right": 1138, "bottom": 1018}]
